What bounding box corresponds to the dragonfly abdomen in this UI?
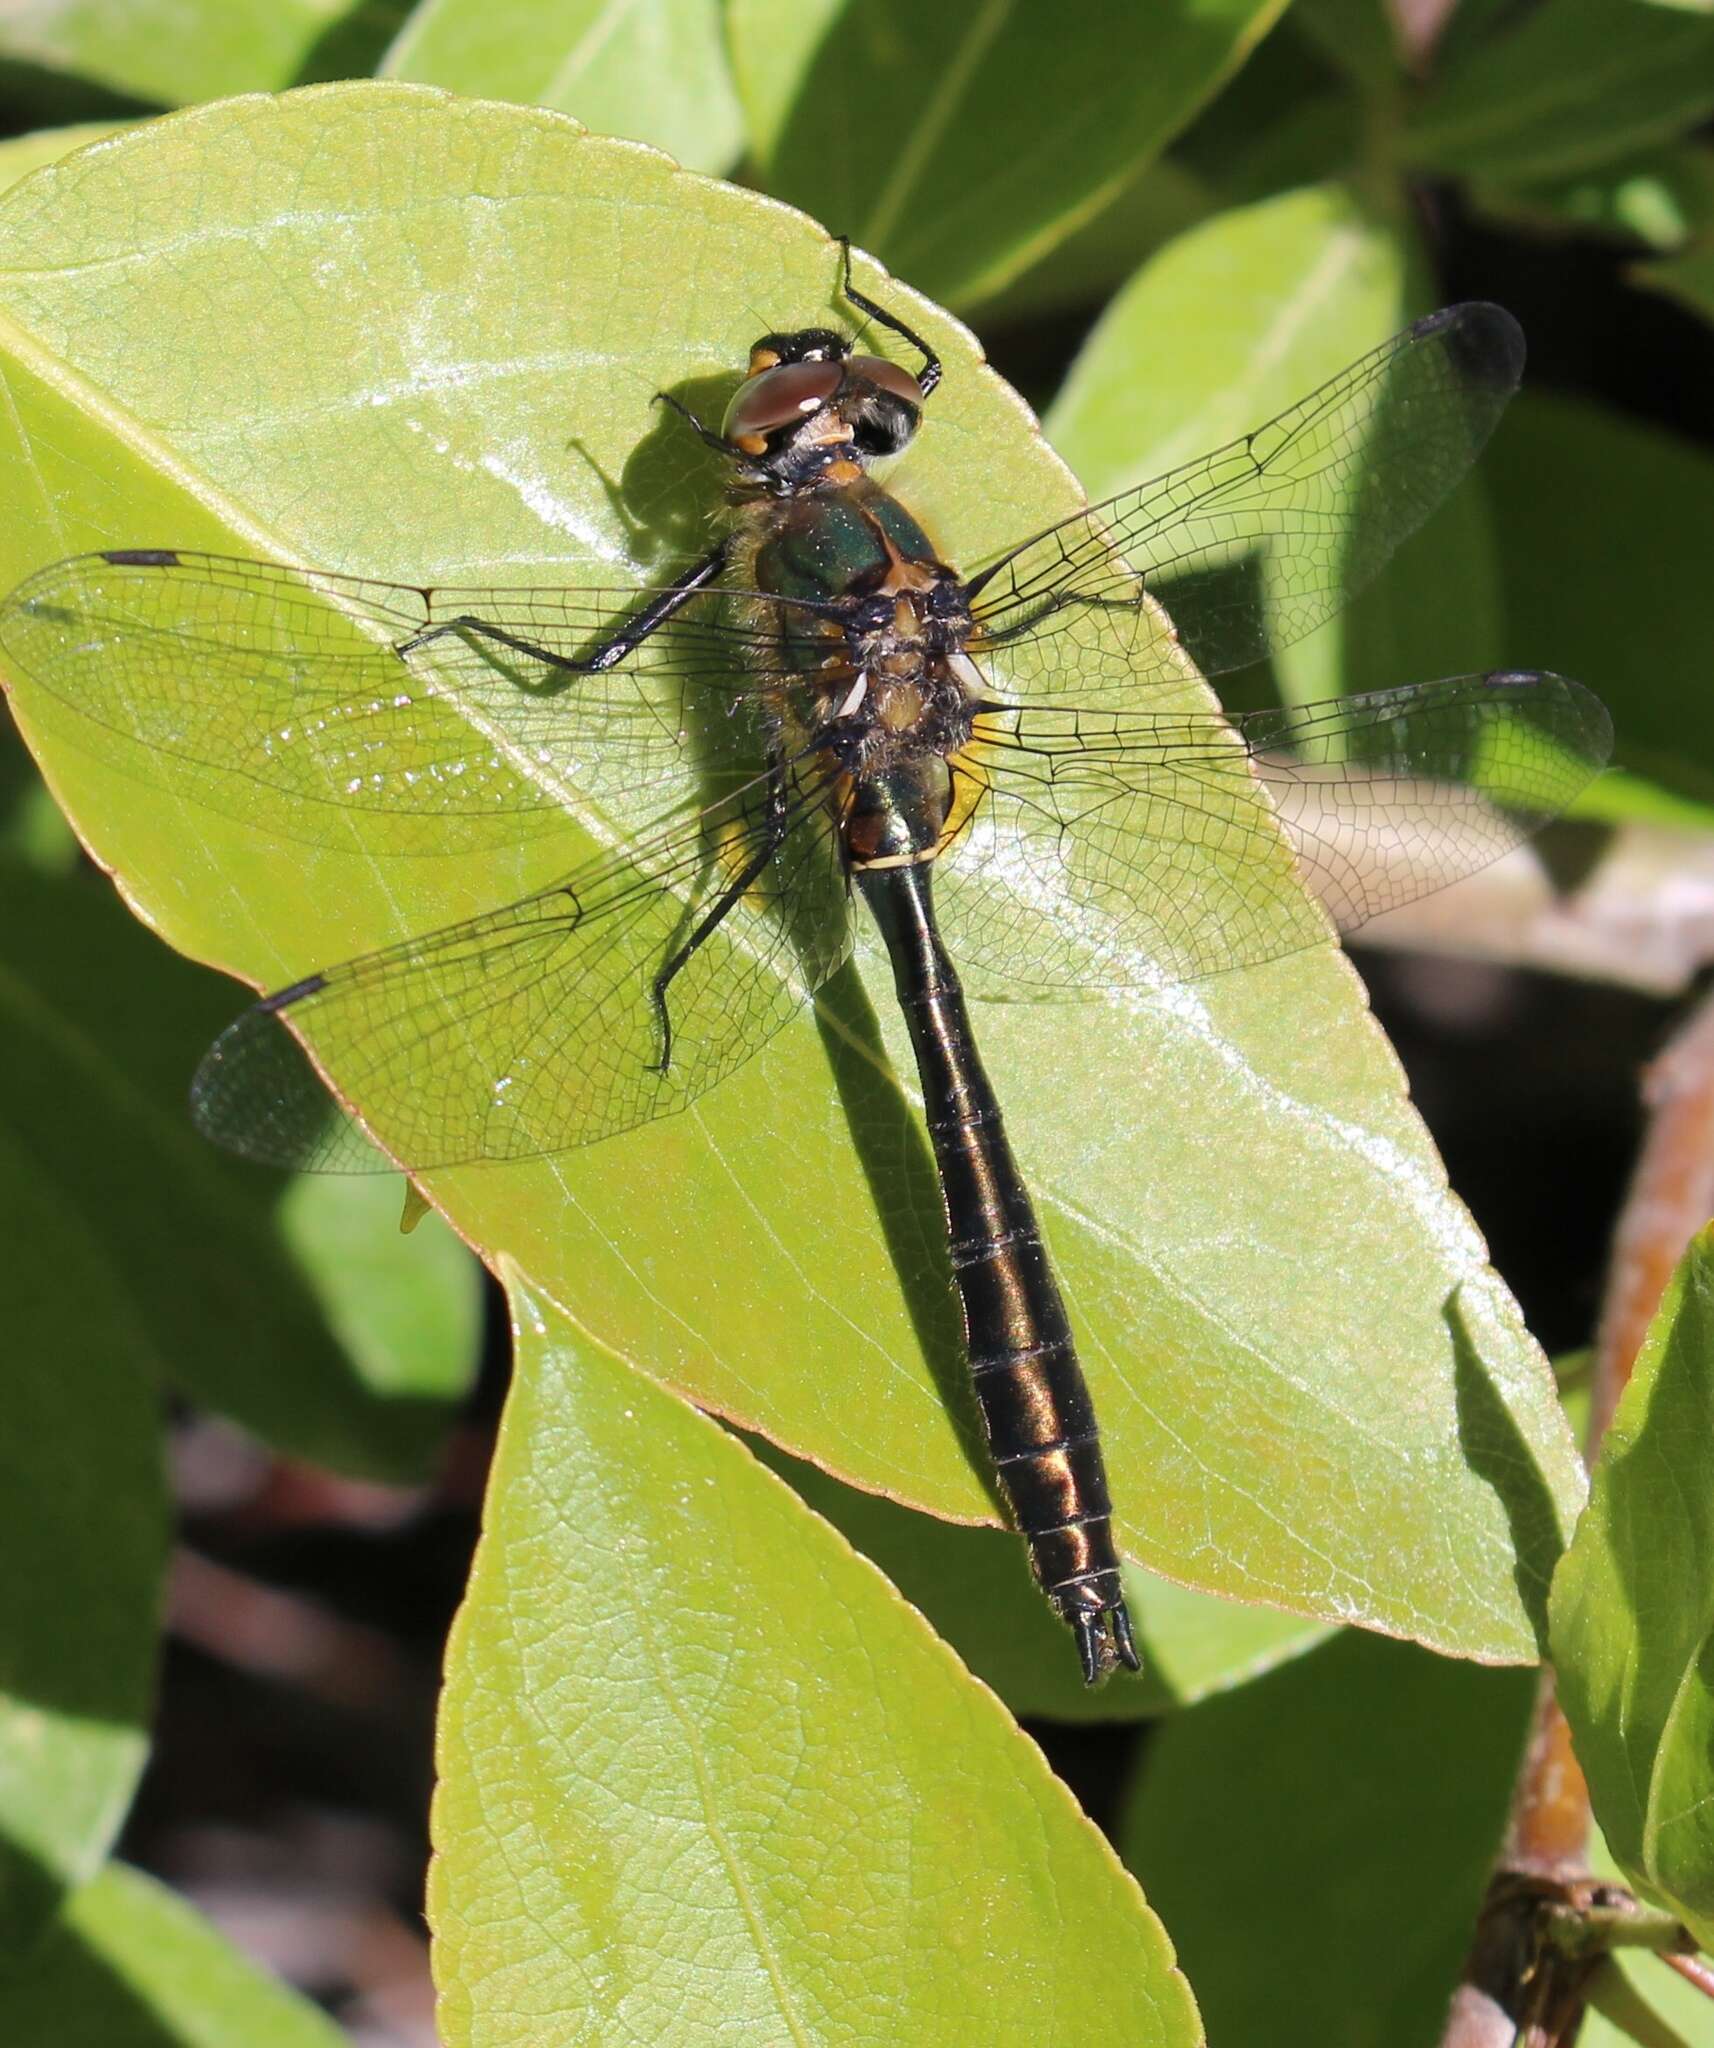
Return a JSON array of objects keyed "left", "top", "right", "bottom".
[{"left": 855, "top": 855, "right": 1138, "bottom": 1683}]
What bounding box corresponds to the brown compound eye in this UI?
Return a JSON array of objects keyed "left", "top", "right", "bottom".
[
  {"left": 848, "top": 355, "right": 923, "bottom": 407},
  {"left": 722, "top": 360, "right": 843, "bottom": 447}
]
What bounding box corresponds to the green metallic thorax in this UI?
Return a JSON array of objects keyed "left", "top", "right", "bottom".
[
  {"left": 750, "top": 480, "right": 939, "bottom": 613},
  {"left": 738, "top": 477, "right": 974, "bottom": 867}
]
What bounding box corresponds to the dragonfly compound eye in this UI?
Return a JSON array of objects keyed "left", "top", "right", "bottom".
[
  {"left": 846, "top": 354, "right": 923, "bottom": 456},
  {"left": 722, "top": 360, "right": 844, "bottom": 453}
]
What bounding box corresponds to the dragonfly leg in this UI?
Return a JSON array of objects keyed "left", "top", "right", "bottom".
[
  {"left": 835, "top": 235, "right": 941, "bottom": 401},
  {"left": 654, "top": 389, "right": 729, "bottom": 454},
  {"left": 394, "top": 541, "right": 729, "bottom": 673},
  {"left": 648, "top": 753, "right": 791, "bottom": 1076}
]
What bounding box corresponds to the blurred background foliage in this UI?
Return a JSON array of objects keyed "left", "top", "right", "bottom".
[{"left": 3, "top": 3, "right": 1714, "bottom": 2044}]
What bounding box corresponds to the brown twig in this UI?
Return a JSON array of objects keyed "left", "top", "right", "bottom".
[
  {"left": 1661, "top": 1950, "right": 1714, "bottom": 2000},
  {"left": 1440, "top": 985, "right": 1714, "bottom": 2042}
]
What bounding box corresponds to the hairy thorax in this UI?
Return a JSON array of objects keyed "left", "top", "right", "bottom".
[{"left": 728, "top": 479, "right": 985, "bottom": 790}]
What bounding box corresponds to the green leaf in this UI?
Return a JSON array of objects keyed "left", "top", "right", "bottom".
[
  {"left": 1637, "top": 237, "right": 1714, "bottom": 324},
  {"left": 0, "top": 1127, "right": 165, "bottom": 1955},
  {"left": 0, "top": 0, "right": 356, "bottom": 105},
  {"left": 1291, "top": 0, "right": 1404, "bottom": 92},
  {"left": 1046, "top": 184, "right": 1472, "bottom": 709},
  {"left": 1048, "top": 186, "right": 1412, "bottom": 499},
  {"left": 1486, "top": 391, "right": 1714, "bottom": 811},
  {"left": 0, "top": 1863, "right": 347, "bottom": 2046},
  {"left": 1570, "top": 767, "right": 1714, "bottom": 834},
  {"left": 1583, "top": 1818, "right": 1714, "bottom": 2048},
  {"left": 0, "top": 862, "right": 479, "bottom": 1480},
  {"left": 380, "top": 0, "right": 742, "bottom": 173},
  {"left": 0, "top": 121, "right": 133, "bottom": 194},
  {"left": 1166, "top": 24, "right": 1355, "bottom": 207},
  {"left": 1470, "top": 143, "right": 1714, "bottom": 251},
  {"left": 964, "top": 157, "right": 1214, "bottom": 325},
  {"left": 727, "top": 0, "right": 1291, "bottom": 306},
  {"left": 1407, "top": 0, "right": 1714, "bottom": 183},
  {"left": 757, "top": 1438, "right": 1331, "bottom": 1723},
  {"left": 1118, "top": 1632, "right": 1538, "bottom": 2048},
  {"left": 430, "top": 1274, "right": 1200, "bottom": 2045},
  {"left": 1550, "top": 1224, "right": 1714, "bottom": 1948},
  {"left": 0, "top": 84, "right": 1583, "bottom": 1666}
]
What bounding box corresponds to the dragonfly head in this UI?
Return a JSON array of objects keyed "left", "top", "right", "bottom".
[{"left": 722, "top": 327, "right": 925, "bottom": 494}]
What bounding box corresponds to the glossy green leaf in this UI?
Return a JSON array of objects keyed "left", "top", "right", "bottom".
[
  {"left": 965, "top": 158, "right": 1213, "bottom": 326},
  {"left": 1118, "top": 1632, "right": 1538, "bottom": 2048},
  {"left": 1637, "top": 238, "right": 1714, "bottom": 324},
  {"left": 1167, "top": 22, "right": 1355, "bottom": 206},
  {"left": 1486, "top": 391, "right": 1714, "bottom": 810},
  {"left": 0, "top": 85, "right": 1583, "bottom": 1668},
  {"left": 727, "top": 0, "right": 1290, "bottom": 306},
  {"left": 1407, "top": 0, "right": 1714, "bottom": 182},
  {"left": 1550, "top": 1225, "right": 1714, "bottom": 1949},
  {"left": 1570, "top": 767, "right": 1714, "bottom": 833},
  {"left": 1470, "top": 143, "right": 1714, "bottom": 251},
  {"left": 0, "top": 862, "right": 480, "bottom": 1479},
  {"left": 0, "top": 1862, "right": 347, "bottom": 2046},
  {"left": 758, "top": 1439, "right": 1331, "bottom": 1723},
  {"left": 430, "top": 1274, "right": 1200, "bottom": 2045},
  {"left": 0, "top": 1126, "right": 164, "bottom": 1955},
  {"left": 0, "top": 0, "right": 354, "bottom": 104},
  {"left": 381, "top": 0, "right": 741, "bottom": 172},
  {"left": 1291, "top": 0, "right": 1404, "bottom": 91}
]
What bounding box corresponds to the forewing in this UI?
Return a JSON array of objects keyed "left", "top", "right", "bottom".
[
  {"left": 0, "top": 549, "right": 814, "bottom": 853},
  {"left": 966, "top": 304, "right": 1524, "bottom": 702},
  {"left": 191, "top": 756, "right": 851, "bottom": 1171},
  {"left": 936, "top": 673, "right": 1611, "bottom": 995}
]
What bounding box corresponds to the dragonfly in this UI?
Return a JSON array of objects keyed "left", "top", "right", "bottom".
[{"left": 0, "top": 246, "right": 1611, "bottom": 1682}]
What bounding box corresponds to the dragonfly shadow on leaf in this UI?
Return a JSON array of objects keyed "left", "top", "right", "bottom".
[
  {"left": 811, "top": 961, "right": 1000, "bottom": 1508},
  {"left": 610, "top": 371, "right": 742, "bottom": 568}
]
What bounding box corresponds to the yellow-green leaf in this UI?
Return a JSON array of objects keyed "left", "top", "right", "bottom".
[
  {"left": 0, "top": 86, "right": 1582, "bottom": 1671},
  {"left": 429, "top": 1274, "right": 1201, "bottom": 2045}
]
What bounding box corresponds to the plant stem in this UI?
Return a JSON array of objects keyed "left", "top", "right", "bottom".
[{"left": 1661, "top": 1950, "right": 1714, "bottom": 2000}]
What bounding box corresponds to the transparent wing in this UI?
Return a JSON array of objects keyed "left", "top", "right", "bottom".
[
  {"left": 190, "top": 754, "right": 850, "bottom": 1171},
  {"left": 934, "top": 673, "right": 1612, "bottom": 995},
  {"left": 0, "top": 549, "right": 831, "bottom": 854},
  {"left": 966, "top": 304, "right": 1524, "bottom": 703}
]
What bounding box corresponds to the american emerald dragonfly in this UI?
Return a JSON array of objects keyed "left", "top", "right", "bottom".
[{"left": 0, "top": 247, "right": 1610, "bottom": 1681}]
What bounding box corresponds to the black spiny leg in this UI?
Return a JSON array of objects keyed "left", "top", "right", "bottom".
[
  {"left": 649, "top": 752, "right": 792, "bottom": 1076},
  {"left": 836, "top": 235, "right": 941, "bottom": 400},
  {"left": 654, "top": 389, "right": 731, "bottom": 456},
  {"left": 395, "top": 541, "right": 728, "bottom": 674}
]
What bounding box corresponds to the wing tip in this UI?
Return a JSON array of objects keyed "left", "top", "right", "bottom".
[
  {"left": 1411, "top": 301, "right": 1527, "bottom": 396},
  {"left": 1481, "top": 669, "right": 1614, "bottom": 770}
]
